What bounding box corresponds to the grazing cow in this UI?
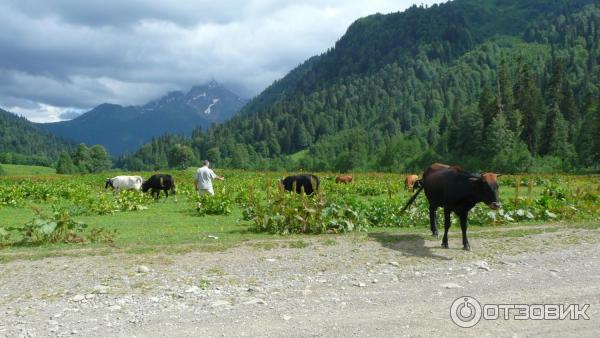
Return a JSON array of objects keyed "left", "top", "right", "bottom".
[
  {"left": 404, "top": 174, "right": 419, "bottom": 191},
  {"left": 335, "top": 175, "right": 353, "bottom": 184},
  {"left": 278, "top": 174, "right": 320, "bottom": 195},
  {"left": 142, "top": 174, "right": 177, "bottom": 200},
  {"left": 402, "top": 163, "right": 501, "bottom": 251},
  {"left": 105, "top": 175, "right": 143, "bottom": 192}
]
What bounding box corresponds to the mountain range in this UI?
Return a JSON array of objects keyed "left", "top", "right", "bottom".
[
  {"left": 2, "top": 0, "right": 599, "bottom": 172},
  {"left": 120, "top": 0, "right": 600, "bottom": 172},
  {"left": 38, "top": 81, "right": 247, "bottom": 155}
]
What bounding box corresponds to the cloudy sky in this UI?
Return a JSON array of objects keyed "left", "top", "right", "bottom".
[{"left": 0, "top": 0, "right": 442, "bottom": 122}]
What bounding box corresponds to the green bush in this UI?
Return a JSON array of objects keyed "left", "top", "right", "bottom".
[
  {"left": 193, "top": 192, "right": 233, "bottom": 216},
  {"left": 1, "top": 206, "right": 116, "bottom": 246},
  {"left": 247, "top": 189, "right": 369, "bottom": 234},
  {"left": 114, "top": 190, "right": 151, "bottom": 211}
]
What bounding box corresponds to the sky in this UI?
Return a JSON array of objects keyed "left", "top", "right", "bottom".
[{"left": 0, "top": 0, "right": 442, "bottom": 122}]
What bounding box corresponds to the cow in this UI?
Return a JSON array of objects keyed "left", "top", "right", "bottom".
[
  {"left": 335, "top": 175, "right": 353, "bottom": 184},
  {"left": 105, "top": 175, "right": 143, "bottom": 192},
  {"left": 142, "top": 174, "right": 177, "bottom": 200},
  {"left": 404, "top": 174, "right": 420, "bottom": 191},
  {"left": 278, "top": 174, "right": 320, "bottom": 195},
  {"left": 401, "top": 163, "right": 501, "bottom": 251}
]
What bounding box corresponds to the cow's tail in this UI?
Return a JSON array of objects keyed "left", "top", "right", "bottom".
[{"left": 400, "top": 181, "right": 424, "bottom": 214}]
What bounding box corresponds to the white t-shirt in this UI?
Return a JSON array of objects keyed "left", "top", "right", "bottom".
[{"left": 196, "top": 166, "right": 217, "bottom": 190}]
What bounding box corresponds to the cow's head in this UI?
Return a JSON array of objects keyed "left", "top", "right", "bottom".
[
  {"left": 105, "top": 178, "right": 113, "bottom": 189},
  {"left": 141, "top": 180, "right": 150, "bottom": 192},
  {"left": 470, "top": 173, "right": 501, "bottom": 209}
]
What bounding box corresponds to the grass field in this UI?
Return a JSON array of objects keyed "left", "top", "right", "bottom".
[
  {"left": 0, "top": 169, "right": 598, "bottom": 261},
  {"left": 0, "top": 163, "right": 55, "bottom": 176}
]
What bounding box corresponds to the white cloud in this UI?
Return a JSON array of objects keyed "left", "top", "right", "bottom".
[{"left": 0, "top": 0, "right": 443, "bottom": 122}]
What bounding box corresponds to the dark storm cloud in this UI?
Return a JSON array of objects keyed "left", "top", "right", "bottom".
[{"left": 0, "top": 0, "right": 442, "bottom": 122}]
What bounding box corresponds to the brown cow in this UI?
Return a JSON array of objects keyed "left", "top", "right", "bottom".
[
  {"left": 335, "top": 175, "right": 353, "bottom": 184},
  {"left": 404, "top": 174, "right": 419, "bottom": 191},
  {"left": 402, "top": 163, "right": 501, "bottom": 251}
]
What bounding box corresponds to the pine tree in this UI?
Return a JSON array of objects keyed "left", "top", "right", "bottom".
[
  {"left": 483, "top": 114, "right": 513, "bottom": 157},
  {"left": 457, "top": 108, "right": 484, "bottom": 156},
  {"left": 540, "top": 103, "right": 570, "bottom": 156},
  {"left": 498, "top": 61, "right": 521, "bottom": 133},
  {"left": 560, "top": 80, "right": 578, "bottom": 141},
  {"left": 577, "top": 94, "right": 600, "bottom": 167},
  {"left": 514, "top": 63, "right": 545, "bottom": 155},
  {"left": 438, "top": 114, "right": 449, "bottom": 134},
  {"left": 548, "top": 58, "right": 564, "bottom": 106},
  {"left": 56, "top": 151, "right": 76, "bottom": 174},
  {"left": 479, "top": 85, "right": 497, "bottom": 128},
  {"left": 498, "top": 61, "right": 515, "bottom": 114},
  {"left": 448, "top": 96, "right": 464, "bottom": 150},
  {"left": 292, "top": 122, "right": 310, "bottom": 150}
]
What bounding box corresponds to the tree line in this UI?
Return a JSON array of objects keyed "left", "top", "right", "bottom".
[{"left": 56, "top": 144, "right": 112, "bottom": 174}]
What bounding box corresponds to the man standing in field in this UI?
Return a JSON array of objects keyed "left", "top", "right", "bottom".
[{"left": 195, "top": 160, "right": 224, "bottom": 196}]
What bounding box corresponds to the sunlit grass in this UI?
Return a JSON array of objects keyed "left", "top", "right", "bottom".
[
  {"left": 1, "top": 163, "right": 55, "bottom": 176},
  {"left": 0, "top": 169, "right": 597, "bottom": 261}
]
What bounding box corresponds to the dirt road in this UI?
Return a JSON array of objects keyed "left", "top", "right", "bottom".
[{"left": 1, "top": 224, "right": 599, "bottom": 337}]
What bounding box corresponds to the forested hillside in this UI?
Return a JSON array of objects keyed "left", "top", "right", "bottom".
[
  {"left": 119, "top": 0, "right": 600, "bottom": 173},
  {"left": 0, "top": 109, "right": 74, "bottom": 166}
]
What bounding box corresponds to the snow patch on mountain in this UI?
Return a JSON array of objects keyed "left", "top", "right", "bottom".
[{"left": 204, "top": 98, "right": 220, "bottom": 114}]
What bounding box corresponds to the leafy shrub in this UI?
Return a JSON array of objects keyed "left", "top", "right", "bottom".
[
  {"left": 0, "top": 184, "right": 23, "bottom": 207},
  {"left": 1, "top": 206, "right": 116, "bottom": 245},
  {"left": 193, "top": 191, "right": 233, "bottom": 216},
  {"left": 322, "top": 202, "right": 369, "bottom": 232},
  {"left": 248, "top": 189, "right": 368, "bottom": 234},
  {"left": 113, "top": 190, "right": 151, "bottom": 211}
]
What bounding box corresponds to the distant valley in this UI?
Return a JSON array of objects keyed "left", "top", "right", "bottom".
[{"left": 37, "top": 81, "right": 247, "bottom": 155}]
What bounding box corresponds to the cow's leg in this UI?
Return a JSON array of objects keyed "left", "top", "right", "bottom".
[
  {"left": 152, "top": 188, "right": 159, "bottom": 200},
  {"left": 441, "top": 208, "right": 451, "bottom": 248},
  {"left": 458, "top": 211, "right": 470, "bottom": 251},
  {"left": 429, "top": 206, "right": 438, "bottom": 238},
  {"left": 164, "top": 189, "right": 168, "bottom": 202}
]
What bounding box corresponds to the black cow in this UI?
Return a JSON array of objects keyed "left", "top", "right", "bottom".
[
  {"left": 402, "top": 163, "right": 501, "bottom": 251},
  {"left": 142, "top": 174, "right": 177, "bottom": 200},
  {"left": 278, "top": 174, "right": 320, "bottom": 195}
]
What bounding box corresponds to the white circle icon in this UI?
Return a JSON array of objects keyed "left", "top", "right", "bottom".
[{"left": 450, "top": 296, "right": 482, "bottom": 328}]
